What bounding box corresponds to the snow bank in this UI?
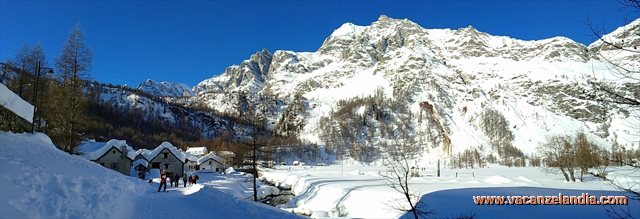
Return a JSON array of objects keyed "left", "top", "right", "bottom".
[
  {"left": 484, "top": 176, "right": 514, "bottom": 184},
  {"left": 0, "top": 132, "right": 148, "bottom": 218},
  {"left": 406, "top": 187, "right": 640, "bottom": 219},
  {"left": 262, "top": 164, "right": 639, "bottom": 218},
  {"left": 0, "top": 132, "right": 302, "bottom": 219}
]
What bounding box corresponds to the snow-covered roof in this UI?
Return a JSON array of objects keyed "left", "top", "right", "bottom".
[
  {"left": 185, "top": 147, "right": 208, "bottom": 156},
  {"left": 76, "top": 140, "right": 106, "bottom": 154},
  {"left": 184, "top": 153, "right": 199, "bottom": 162},
  {"left": 78, "top": 139, "right": 136, "bottom": 161},
  {"left": 197, "top": 152, "right": 225, "bottom": 165},
  {"left": 216, "top": 151, "right": 236, "bottom": 157},
  {"left": 146, "top": 141, "right": 186, "bottom": 163},
  {"left": 133, "top": 159, "right": 148, "bottom": 168},
  {"left": 135, "top": 149, "right": 151, "bottom": 160}
]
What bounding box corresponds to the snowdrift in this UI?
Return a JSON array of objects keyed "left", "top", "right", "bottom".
[
  {"left": 0, "top": 132, "right": 301, "bottom": 219},
  {"left": 0, "top": 132, "right": 146, "bottom": 218}
]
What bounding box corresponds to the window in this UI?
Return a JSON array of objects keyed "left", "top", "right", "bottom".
[
  {"left": 112, "top": 150, "right": 116, "bottom": 154},
  {"left": 164, "top": 164, "right": 169, "bottom": 169},
  {"left": 209, "top": 161, "right": 212, "bottom": 165},
  {"left": 163, "top": 153, "right": 168, "bottom": 159},
  {"left": 152, "top": 162, "right": 160, "bottom": 168}
]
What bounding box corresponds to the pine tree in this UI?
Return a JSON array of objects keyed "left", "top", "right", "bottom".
[{"left": 52, "top": 24, "right": 92, "bottom": 153}]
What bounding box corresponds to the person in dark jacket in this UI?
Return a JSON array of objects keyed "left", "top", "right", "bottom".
[
  {"left": 158, "top": 170, "right": 168, "bottom": 192},
  {"left": 194, "top": 174, "right": 199, "bottom": 184},
  {"left": 174, "top": 173, "right": 180, "bottom": 187},
  {"left": 182, "top": 174, "right": 188, "bottom": 187}
]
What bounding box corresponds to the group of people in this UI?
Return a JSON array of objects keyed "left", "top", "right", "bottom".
[{"left": 157, "top": 170, "right": 200, "bottom": 192}]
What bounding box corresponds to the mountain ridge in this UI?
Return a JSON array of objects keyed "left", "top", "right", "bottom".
[{"left": 107, "top": 15, "right": 638, "bottom": 160}]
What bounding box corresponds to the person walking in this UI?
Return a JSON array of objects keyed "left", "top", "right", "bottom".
[
  {"left": 158, "top": 170, "right": 168, "bottom": 192},
  {"left": 174, "top": 173, "right": 180, "bottom": 187},
  {"left": 182, "top": 174, "right": 188, "bottom": 187}
]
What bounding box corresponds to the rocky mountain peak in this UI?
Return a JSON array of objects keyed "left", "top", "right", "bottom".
[
  {"left": 250, "top": 48, "right": 273, "bottom": 62},
  {"left": 189, "top": 17, "right": 637, "bottom": 155},
  {"left": 319, "top": 15, "right": 429, "bottom": 63},
  {"left": 248, "top": 48, "right": 273, "bottom": 77}
]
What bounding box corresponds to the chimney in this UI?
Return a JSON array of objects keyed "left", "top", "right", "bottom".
[{"left": 121, "top": 145, "right": 128, "bottom": 159}]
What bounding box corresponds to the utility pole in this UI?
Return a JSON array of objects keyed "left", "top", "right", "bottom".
[
  {"left": 30, "top": 61, "right": 53, "bottom": 133},
  {"left": 437, "top": 159, "right": 441, "bottom": 177},
  {"left": 252, "top": 123, "right": 258, "bottom": 202},
  {"left": 31, "top": 61, "right": 41, "bottom": 133}
]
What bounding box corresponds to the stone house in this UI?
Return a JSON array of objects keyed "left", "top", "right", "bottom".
[
  {"left": 77, "top": 139, "right": 135, "bottom": 175},
  {"left": 197, "top": 152, "right": 226, "bottom": 172},
  {"left": 184, "top": 153, "right": 199, "bottom": 174},
  {"left": 146, "top": 142, "right": 186, "bottom": 175},
  {"left": 131, "top": 149, "right": 151, "bottom": 177}
]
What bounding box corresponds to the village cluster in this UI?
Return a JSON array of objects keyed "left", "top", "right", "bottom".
[{"left": 76, "top": 139, "right": 235, "bottom": 180}]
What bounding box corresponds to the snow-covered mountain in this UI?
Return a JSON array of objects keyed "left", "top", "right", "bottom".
[
  {"left": 137, "top": 79, "right": 194, "bottom": 97},
  {"left": 588, "top": 18, "right": 640, "bottom": 75},
  {"left": 90, "top": 82, "right": 251, "bottom": 141},
  {"left": 191, "top": 15, "right": 639, "bottom": 157}
]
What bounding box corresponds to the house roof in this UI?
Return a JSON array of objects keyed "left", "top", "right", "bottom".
[
  {"left": 76, "top": 140, "right": 106, "bottom": 155},
  {"left": 135, "top": 149, "right": 151, "bottom": 161},
  {"left": 146, "top": 141, "right": 186, "bottom": 163},
  {"left": 216, "top": 151, "right": 236, "bottom": 157},
  {"left": 185, "top": 147, "right": 208, "bottom": 156},
  {"left": 184, "top": 152, "right": 199, "bottom": 162},
  {"left": 133, "top": 159, "right": 148, "bottom": 167},
  {"left": 77, "top": 139, "right": 136, "bottom": 161},
  {"left": 197, "top": 152, "right": 225, "bottom": 165}
]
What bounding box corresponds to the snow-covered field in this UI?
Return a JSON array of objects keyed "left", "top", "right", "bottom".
[
  {"left": 0, "top": 132, "right": 301, "bottom": 219},
  {"left": 1, "top": 131, "right": 637, "bottom": 219},
  {"left": 262, "top": 164, "right": 640, "bottom": 218}
]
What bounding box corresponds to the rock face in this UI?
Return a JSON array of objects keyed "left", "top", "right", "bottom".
[
  {"left": 137, "top": 79, "right": 194, "bottom": 97},
  {"left": 107, "top": 16, "right": 638, "bottom": 158}
]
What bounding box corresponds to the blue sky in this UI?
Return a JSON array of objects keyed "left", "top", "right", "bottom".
[{"left": 1, "top": 0, "right": 637, "bottom": 87}]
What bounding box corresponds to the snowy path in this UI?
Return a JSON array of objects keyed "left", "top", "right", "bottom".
[{"left": 127, "top": 178, "right": 304, "bottom": 219}]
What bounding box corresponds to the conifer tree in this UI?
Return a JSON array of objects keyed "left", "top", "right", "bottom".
[{"left": 52, "top": 24, "right": 92, "bottom": 153}]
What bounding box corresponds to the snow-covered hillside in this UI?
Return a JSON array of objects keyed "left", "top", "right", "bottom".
[
  {"left": 91, "top": 82, "right": 251, "bottom": 140},
  {"left": 137, "top": 79, "right": 194, "bottom": 97},
  {"left": 0, "top": 132, "right": 300, "bottom": 219},
  {"left": 192, "top": 15, "right": 639, "bottom": 158}
]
